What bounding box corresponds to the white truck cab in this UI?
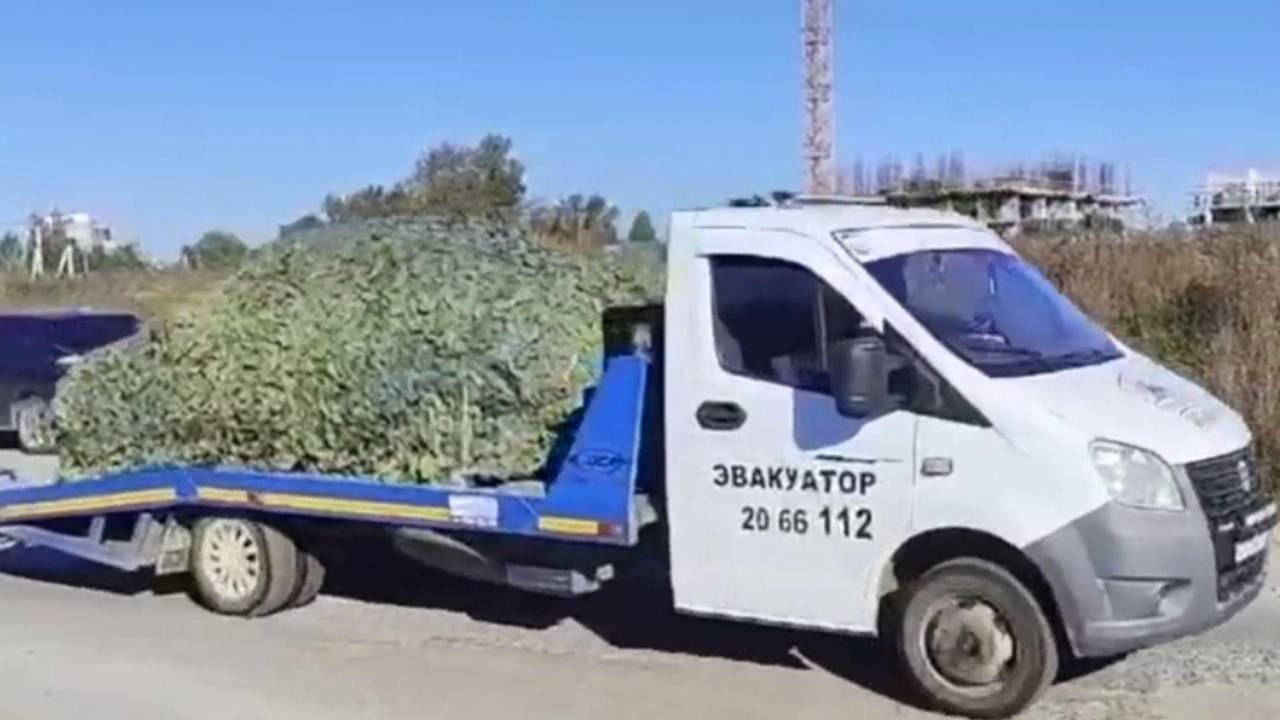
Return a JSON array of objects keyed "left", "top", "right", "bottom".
[{"left": 660, "top": 195, "right": 1275, "bottom": 717}]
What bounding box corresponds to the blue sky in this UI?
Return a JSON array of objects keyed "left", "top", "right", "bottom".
[{"left": 2, "top": 0, "right": 1277, "bottom": 259}]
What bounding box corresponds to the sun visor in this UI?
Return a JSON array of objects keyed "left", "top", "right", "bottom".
[{"left": 832, "top": 225, "right": 1012, "bottom": 264}]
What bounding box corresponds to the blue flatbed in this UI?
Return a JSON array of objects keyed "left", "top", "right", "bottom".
[{"left": 0, "top": 353, "right": 655, "bottom": 586}]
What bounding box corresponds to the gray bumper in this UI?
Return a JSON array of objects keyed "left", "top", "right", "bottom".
[{"left": 1026, "top": 499, "right": 1273, "bottom": 659}]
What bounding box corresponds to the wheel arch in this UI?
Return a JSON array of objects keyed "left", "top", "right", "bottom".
[{"left": 875, "top": 527, "right": 1070, "bottom": 653}]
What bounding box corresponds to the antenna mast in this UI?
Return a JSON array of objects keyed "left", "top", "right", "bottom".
[{"left": 802, "top": 0, "right": 835, "bottom": 194}]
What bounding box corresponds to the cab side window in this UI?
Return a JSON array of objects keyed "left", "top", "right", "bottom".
[{"left": 710, "top": 255, "right": 867, "bottom": 393}]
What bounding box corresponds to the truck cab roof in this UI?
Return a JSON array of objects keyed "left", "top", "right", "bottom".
[{"left": 672, "top": 195, "right": 1000, "bottom": 263}]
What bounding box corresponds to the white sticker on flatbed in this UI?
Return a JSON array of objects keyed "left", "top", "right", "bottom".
[{"left": 448, "top": 495, "right": 499, "bottom": 528}]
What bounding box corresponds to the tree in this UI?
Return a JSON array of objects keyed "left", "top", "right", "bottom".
[
  {"left": 183, "top": 230, "right": 249, "bottom": 270},
  {"left": 322, "top": 184, "right": 416, "bottom": 223},
  {"left": 530, "top": 194, "right": 620, "bottom": 249},
  {"left": 321, "top": 133, "right": 527, "bottom": 224},
  {"left": 0, "top": 231, "right": 22, "bottom": 270},
  {"left": 278, "top": 213, "right": 325, "bottom": 239},
  {"left": 86, "top": 243, "right": 149, "bottom": 271},
  {"left": 408, "top": 133, "right": 526, "bottom": 221},
  {"left": 626, "top": 211, "right": 657, "bottom": 244}
]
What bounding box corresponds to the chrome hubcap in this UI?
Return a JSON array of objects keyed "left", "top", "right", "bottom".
[
  {"left": 924, "top": 597, "right": 1016, "bottom": 688},
  {"left": 201, "top": 520, "right": 262, "bottom": 601}
]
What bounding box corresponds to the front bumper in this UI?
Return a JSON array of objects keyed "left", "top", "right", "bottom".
[{"left": 1027, "top": 497, "right": 1275, "bottom": 659}]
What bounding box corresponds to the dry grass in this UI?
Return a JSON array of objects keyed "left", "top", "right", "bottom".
[
  {"left": 1015, "top": 226, "right": 1280, "bottom": 491},
  {"left": 0, "top": 269, "right": 230, "bottom": 321}
]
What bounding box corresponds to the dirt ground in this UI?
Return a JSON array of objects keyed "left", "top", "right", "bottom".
[{"left": 0, "top": 450, "right": 1277, "bottom": 719}]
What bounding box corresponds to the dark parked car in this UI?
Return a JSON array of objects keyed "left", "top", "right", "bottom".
[{"left": 0, "top": 309, "right": 140, "bottom": 452}]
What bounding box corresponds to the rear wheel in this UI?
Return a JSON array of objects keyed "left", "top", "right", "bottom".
[
  {"left": 190, "top": 517, "right": 302, "bottom": 617},
  {"left": 895, "top": 558, "right": 1059, "bottom": 719},
  {"left": 249, "top": 523, "right": 304, "bottom": 617},
  {"left": 289, "top": 553, "right": 326, "bottom": 609}
]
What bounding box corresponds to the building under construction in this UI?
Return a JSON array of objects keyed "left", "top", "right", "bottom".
[
  {"left": 840, "top": 154, "right": 1145, "bottom": 234},
  {"left": 1189, "top": 170, "right": 1280, "bottom": 226}
]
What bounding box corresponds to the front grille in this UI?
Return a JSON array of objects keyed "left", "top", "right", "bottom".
[
  {"left": 1184, "top": 447, "right": 1267, "bottom": 523},
  {"left": 1184, "top": 445, "right": 1272, "bottom": 601}
]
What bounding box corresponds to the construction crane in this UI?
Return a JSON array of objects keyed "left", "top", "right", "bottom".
[{"left": 802, "top": 0, "right": 835, "bottom": 195}]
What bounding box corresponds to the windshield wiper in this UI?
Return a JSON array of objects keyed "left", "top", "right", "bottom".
[
  {"left": 955, "top": 339, "right": 1043, "bottom": 358},
  {"left": 1043, "top": 347, "right": 1121, "bottom": 369},
  {"left": 950, "top": 341, "right": 1056, "bottom": 374},
  {"left": 965, "top": 345, "right": 1041, "bottom": 357}
]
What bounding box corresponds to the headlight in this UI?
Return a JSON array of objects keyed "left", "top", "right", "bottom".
[{"left": 1090, "top": 440, "right": 1184, "bottom": 511}]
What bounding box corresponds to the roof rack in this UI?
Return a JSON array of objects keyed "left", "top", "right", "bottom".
[{"left": 725, "top": 191, "right": 889, "bottom": 208}]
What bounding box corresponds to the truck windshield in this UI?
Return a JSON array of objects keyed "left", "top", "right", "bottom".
[{"left": 864, "top": 248, "right": 1122, "bottom": 378}]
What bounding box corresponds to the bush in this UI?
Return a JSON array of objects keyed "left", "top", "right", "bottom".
[{"left": 53, "top": 218, "right": 662, "bottom": 483}]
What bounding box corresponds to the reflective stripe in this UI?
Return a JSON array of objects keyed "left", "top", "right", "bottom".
[
  {"left": 198, "top": 486, "right": 450, "bottom": 522},
  {"left": 0, "top": 488, "right": 177, "bottom": 520},
  {"left": 538, "top": 516, "right": 601, "bottom": 536}
]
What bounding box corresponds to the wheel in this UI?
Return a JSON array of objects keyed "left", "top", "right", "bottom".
[
  {"left": 13, "top": 396, "right": 53, "bottom": 454},
  {"left": 190, "top": 517, "right": 302, "bottom": 617},
  {"left": 288, "top": 553, "right": 326, "bottom": 609},
  {"left": 895, "top": 558, "right": 1059, "bottom": 719},
  {"left": 248, "top": 523, "right": 304, "bottom": 617},
  {"left": 191, "top": 517, "right": 269, "bottom": 615}
]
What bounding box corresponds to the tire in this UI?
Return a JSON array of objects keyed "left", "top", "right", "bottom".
[
  {"left": 895, "top": 558, "right": 1059, "bottom": 719},
  {"left": 248, "top": 523, "right": 305, "bottom": 617},
  {"left": 191, "top": 517, "right": 270, "bottom": 615},
  {"left": 190, "top": 517, "right": 302, "bottom": 617},
  {"left": 288, "top": 553, "right": 326, "bottom": 609},
  {"left": 13, "top": 396, "right": 53, "bottom": 454}
]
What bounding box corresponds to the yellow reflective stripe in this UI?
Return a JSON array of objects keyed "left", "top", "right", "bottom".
[
  {"left": 198, "top": 485, "right": 602, "bottom": 536},
  {"left": 538, "top": 516, "right": 600, "bottom": 536},
  {"left": 0, "top": 488, "right": 177, "bottom": 520},
  {"left": 259, "top": 492, "right": 451, "bottom": 522},
  {"left": 197, "top": 487, "right": 249, "bottom": 504},
  {"left": 198, "top": 486, "right": 449, "bottom": 522}
]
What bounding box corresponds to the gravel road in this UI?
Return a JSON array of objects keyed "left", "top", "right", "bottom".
[{"left": 0, "top": 449, "right": 1277, "bottom": 719}]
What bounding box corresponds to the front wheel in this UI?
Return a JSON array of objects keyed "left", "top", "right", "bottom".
[{"left": 895, "top": 558, "right": 1059, "bottom": 719}]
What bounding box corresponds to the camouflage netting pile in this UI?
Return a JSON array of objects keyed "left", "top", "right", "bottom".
[{"left": 52, "top": 218, "right": 663, "bottom": 483}]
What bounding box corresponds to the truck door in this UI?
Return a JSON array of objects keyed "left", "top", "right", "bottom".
[{"left": 665, "top": 233, "right": 916, "bottom": 633}]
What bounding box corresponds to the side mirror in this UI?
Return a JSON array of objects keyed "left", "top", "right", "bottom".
[{"left": 829, "top": 336, "right": 890, "bottom": 418}]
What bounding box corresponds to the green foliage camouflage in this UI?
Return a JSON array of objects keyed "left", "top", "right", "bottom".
[{"left": 53, "top": 218, "right": 664, "bottom": 483}]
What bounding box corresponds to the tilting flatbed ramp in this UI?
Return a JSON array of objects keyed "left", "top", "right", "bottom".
[{"left": 0, "top": 355, "right": 650, "bottom": 556}]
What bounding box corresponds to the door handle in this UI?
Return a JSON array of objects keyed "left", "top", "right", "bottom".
[{"left": 697, "top": 401, "right": 746, "bottom": 431}]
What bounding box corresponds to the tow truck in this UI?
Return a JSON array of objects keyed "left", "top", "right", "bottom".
[{"left": 0, "top": 196, "right": 1272, "bottom": 718}]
